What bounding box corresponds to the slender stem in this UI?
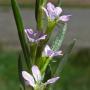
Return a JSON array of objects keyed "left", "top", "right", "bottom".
[
  {"left": 37, "top": 7, "right": 43, "bottom": 31},
  {"left": 30, "top": 43, "right": 38, "bottom": 65},
  {"left": 41, "top": 58, "right": 51, "bottom": 75},
  {"left": 34, "top": 85, "right": 46, "bottom": 90},
  {"left": 33, "top": 43, "right": 38, "bottom": 64}
]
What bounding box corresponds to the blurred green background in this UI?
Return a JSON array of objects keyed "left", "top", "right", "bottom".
[{"left": 0, "top": 0, "right": 90, "bottom": 90}]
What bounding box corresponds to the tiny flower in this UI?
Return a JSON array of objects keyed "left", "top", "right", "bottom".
[
  {"left": 22, "top": 65, "right": 41, "bottom": 88},
  {"left": 42, "top": 45, "right": 63, "bottom": 58},
  {"left": 42, "top": 2, "right": 71, "bottom": 22},
  {"left": 25, "top": 28, "right": 47, "bottom": 42},
  {"left": 22, "top": 65, "right": 60, "bottom": 88}
]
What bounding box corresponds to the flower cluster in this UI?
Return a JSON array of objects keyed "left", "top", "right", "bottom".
[
  {"left": 11, "top": 0, "right": 71, "bottom": 90},
  {"left": 22, "top": 65, "right": 60, "bottom": 88},
  {"left": 22, "top": 2, "right": 71, "bottom": 89},
  {"left": 25, "top": 29, "right": 63, "bottom": 58},
  {"left": 42, "top": 2, "right": 71, "bottom": 22}
]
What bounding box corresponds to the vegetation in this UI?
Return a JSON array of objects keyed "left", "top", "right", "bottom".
[{"left": 0, "top": 48, "right": 90, "bottom": 90}]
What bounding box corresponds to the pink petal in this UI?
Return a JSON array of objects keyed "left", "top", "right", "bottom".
[
  {"left": 32, "top": 65, "right": 41, "bottom": 82},
  {"left": 25, "top": 29, "right": 35, "bottom": 42},
  {"left": 22, "top": 71, "right": 35, "bottom": 87},
  {"left": 54, "top": 7, "right": 62, "bottom": 16},
  {"left": 42, "top": 45, "right": 52, "bottom": 57},
  {"left": 59, "top": 15, "right": 71, "bottom": 22},
  {"left": 47, "top": 2, "right": 55, "bottom": 11},
  {"left": 37, "top": 35, "right": 47, "bottom": 41},
  {"left": 25, "top": 29, "right": 33, "bottom": 35},
  {"left": 54, "top": 51, "right": 63, "bottom": 56},
  {"left": 45, "top": 45, "right": 51, "bottom": 52},
  {"left": 45, "top": 77, "right": 60, "bottom": 85}
]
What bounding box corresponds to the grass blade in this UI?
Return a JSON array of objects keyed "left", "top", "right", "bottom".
[
  {"left": 18, "top": 53, "right": 25, "bottom": 90},
  {"left": 11, "top": 0, "right": 31, "bottom": 69},
  {"left": 55, "top": 39, "right": 76, "bottom": 75}
]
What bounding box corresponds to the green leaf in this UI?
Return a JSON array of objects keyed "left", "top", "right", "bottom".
[
  {"left": 35, "top": 0, "right": 39, "bottom": 21},
  {"left": 18, "top": 53, "right": 25, "bottom": 90},
  {"left": 48, "top": 40, "right": 76, "bottom": 90},
  {"left": 11, "top": 0, "right": 31, "bottom": 69},
  {"left": 52, "top": 23, "right": 67, "bottom": 51},
  {"left": 55, "top": 39, "right": 76, "bottom": 75}
]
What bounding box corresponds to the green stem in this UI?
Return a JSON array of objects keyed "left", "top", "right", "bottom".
[
  {"left": 45, "top": 20, "right": 57, "bottom": 36},
  {"left": 30, "top": 43, "right": 38, "bottom": 65},
  {"left": 37, "top": 7, "right": 43, "bottom": 31},
  {"left": 41, "top": 58, "right": 51, "bottom": 75},
  {"left": 34, "top": 85, "right": 46, "bottom": 90}
]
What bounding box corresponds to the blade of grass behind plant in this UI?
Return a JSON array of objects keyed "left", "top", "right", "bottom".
[
  {"left": 35, "top": 0, "right": 39, "bottom": 21},
  {"left": 55, "top": 39, "right": 76, "bottom": 75},
  {"left": 11, "top": 0, "right": 31, "bottom": 69},
  {"left": 18, "top": 53, "right": 25, "bottom": 90},
  {"left": 48, "top": 39, "right": 76, "bottom": 90}
]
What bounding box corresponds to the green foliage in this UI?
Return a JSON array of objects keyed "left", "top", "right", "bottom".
[
  {"left": 11, "top": 0, "right": 75, "bottom": 90},
  {"left": 11, "top": 0, "right": 31, "bottom": 69},
  {"left": 55, "top": 39, "right": 76, "bottom": 75},
  {"left": 48, "top": 40, "right": 76, "bottom": 90},
  {"left": 18, "top": 53, "right": 25, "bottom": 90},
  {"left": 0, "top": 50, "right": 90, "bottom": 90},
  {"left": 0, "top": 52, "right": 19, "bottom": 90},
  {"left": 52, "top": 23, "right": 67, "bottom": 51}
]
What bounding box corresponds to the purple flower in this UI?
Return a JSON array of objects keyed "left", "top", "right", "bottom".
[
  {"left": 42, "top": 2, "right": 71, "bottom": 22},
  {"left": 25, "top": 29, "right": 47, "bottom": 42},
  {"left": 22, "top": 65, "right": 60, "bottom": 88},
  {"left": 42, "top": 45, "right": 63, "bottom": 58}
]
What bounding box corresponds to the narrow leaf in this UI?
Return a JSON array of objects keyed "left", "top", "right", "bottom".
[
  {"left": 18, "top": 53, "right": 25, "bottom": 90},
  {"left": 55, "top": 39, "right": 76, "bottom": 75},
  {"left": 35, "top": 0, "right": 39, "bottom": 21},
  {"left": 11, "top": 0, "right": 31, "bottom": 69},
  {"left": 48, "top": 39, "right": 76, "bottom": 90},
  {"left": 52, "top": 23, "right": 67, "bottom": 51}
]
